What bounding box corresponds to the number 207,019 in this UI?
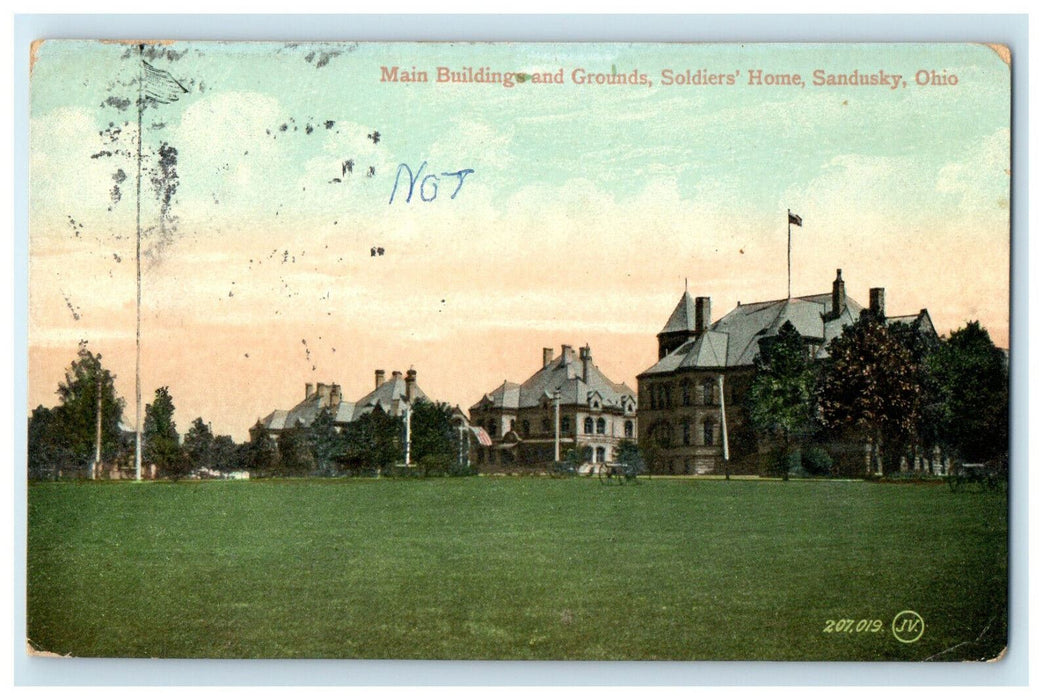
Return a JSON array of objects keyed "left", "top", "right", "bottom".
[{"left": 823, "top": 619, "right": 884, "bottom": 633}]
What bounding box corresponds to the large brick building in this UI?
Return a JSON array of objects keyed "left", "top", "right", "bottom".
[
  {"left": 470, "top": 345, "right": 637, "bottom": 472},
  {"left": 637, "top": 270, "right": 936, "bottom": 474}
]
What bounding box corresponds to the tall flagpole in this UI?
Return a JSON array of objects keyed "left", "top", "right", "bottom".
[
  {"left": 134, "top": 44, "right": 144, "bottom": 482},
  {"left": 787, "top": 209, "right": 792, "bottom": 299}
]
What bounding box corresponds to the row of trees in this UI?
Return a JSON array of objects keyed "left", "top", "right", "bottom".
[
  {"left": 28, "top": 344, "right": 467, "bottom": 480},
  {"left": 745, "top": 312, "right": 1009, "bottom": 478}
]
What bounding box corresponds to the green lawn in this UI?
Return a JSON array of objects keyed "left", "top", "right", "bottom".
[{"left": 26, "top": 477, "right": 1008, "bottom": 660}]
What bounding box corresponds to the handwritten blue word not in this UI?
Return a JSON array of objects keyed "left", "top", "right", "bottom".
[{"left": 389, "top": 161, "right": 475, "bottom": 204}]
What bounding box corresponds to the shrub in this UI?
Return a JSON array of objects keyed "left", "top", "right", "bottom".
[{"left": 801, "top": 447, "right": 833, "bottom": 476}]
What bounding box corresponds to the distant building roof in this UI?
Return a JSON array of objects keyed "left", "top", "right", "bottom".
[
  {"left": 472, "top": 346, "right": 636, "bottom": 411},
  {"left": 254, "top": 372, "right": 427, "bottom": 434},
  {"left": 641, "top": 283, "right": 932, "bottom": 376}
]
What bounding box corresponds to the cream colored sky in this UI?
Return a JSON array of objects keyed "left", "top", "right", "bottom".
[{"left": 28, "top": 41, "right": 1011, "bottom": 438}]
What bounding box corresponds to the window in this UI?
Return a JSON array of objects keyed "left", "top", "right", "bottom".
[
  {"left": 625, "top": 420, "right": 634, "bottom": 438},
  {"left": 522, "top": 420, "right": 531, "bottom": 438},
  {"left": 596, "top": 447, "right": 606, "bottom": 462},
  {"left": 649, "top": 387, "right": 656, "bottom": 410},
  {"left": 681, "top": 419, "right": 691, "bottom": 446},
  {"left": 596, "top": 418, "right": 606, "bottom": 435},
  {"left": 681, "top": 380, "right": 691, "bottom": 406},
  {"left": 584, "top": 417, "right": 594, "bottom": 434},
  {"left": 542, "top": 418, "right": 552, "bottom": 433},
  {"left": 487, "top": 419, "right": 497, "bottom": 438},
  {"left": 561, "top": 415, "right": 571, "bottom": 434},
  {"left": 583, "top": 446, "right": 594, "bottom": 462},
  {"left": 704, "top": 419, "right": 715, "bottom": 446}
]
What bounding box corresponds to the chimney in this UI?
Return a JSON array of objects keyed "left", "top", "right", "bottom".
[
  {"left": 305, "top": 383, "right": 314, "bottom": 399},
  {"left": 695, "top": 296, "right": 711, "bottom": 333},
  {"left": 406, "top": 369, "right": 418, "bottom": 402},
  {"left": 392, "top": 370, "right": 403, "bottom": 383},
  {"left": 375, "top": 369, "right": 385, "bottom": 389},
  {"left": 561, "top": 344, "right": 574, "bottom": 365},
  {"left": 832, "top": 269, "right": 846, "bottom": 319},
  {"left": 330, "top": 384, "right": 341, "bottom": 409},
  {"left": 869, "top": 287, "right": 886, "bottom": 319},
  {"left": 317, "top": 383, "right": 330, "bottom": 406},
  {"left": 580, "top": 346, "right": 592, "bottom": 384},
  {"left": 542, "top": 347, "right": 554, "bottom": 367}
]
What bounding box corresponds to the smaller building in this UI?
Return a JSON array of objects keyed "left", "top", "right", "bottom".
[
  {"left": 250, "top": 369, "right": 427, "bottom": 442},
  {"left": 470, "top": 345, "right": 638, "bottom": 472}
]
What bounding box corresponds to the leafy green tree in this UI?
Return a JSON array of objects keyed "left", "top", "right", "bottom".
[
  {"left": 345, "top": 409, "right": 403, "bottom": 475},
  {"left": 246, "top": 428, "right": 279, "bottom": 476},
  {"left": 926, "top": 321, "right": 1009, "bottom": 463},
  {"left": 307, "top": 409, "right": 343, "bottom": 476},
  {"left": 408, "top": 400, "right": 457, "bottom": 476},
  {"left": 817, "top": 313, "right": 922, "bottom": 474},
  {"left": 211, "top": 435, "right": 244, "bottom": 473},
  {"left": 143, "top": 386, "right": 187, "bottom": 479},
  {"left": 183, "top": 417, "right": 215, "bottom": 471},
  {"left": 614, "top": 438, "right": 645, "bottom": 476},
  {"left": 745, "top": 321, "right": 817, "bottom": 479},
  {"left": 27, "top": 406, "right": 70, "bottom": 480},
  {"left": 277, "top": 426, "right": 314, "bottom": 476},
  {"left": 36, "top": 344, "right": 126, "bottom": 477}
]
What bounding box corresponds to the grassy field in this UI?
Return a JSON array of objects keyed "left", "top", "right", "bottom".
[{"left": 26, "top": 476, "right": 1008, "bottom": 660}]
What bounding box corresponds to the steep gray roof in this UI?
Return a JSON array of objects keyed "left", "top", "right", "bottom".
[
  {"left": 351, "top": 375, "right": 428, "bottom": 420},
  {"left": 660, "top": 291, "right": 695, "bottom": 335},
  {"left": 256, "top": 374, "right": 427, "bottom": 432},
  {"left": 472, "top": 347, "right": 637, "bottom": 411},
  {"left": 640, "top": 291, "right": 879, "bottom": 376}
]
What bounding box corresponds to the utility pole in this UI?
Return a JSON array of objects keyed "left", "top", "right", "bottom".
[
  {"left": 93, "top": 369, "right": 102, "bottom": 480},
  {"left": 404, "top": 403, "right": 413, "bottom": 468},
  {"left": 553, "top": 389, "right": 561, "bottom": 463},
  {"left": 718, "top": 374, "right": 730, "bottom": 479}
]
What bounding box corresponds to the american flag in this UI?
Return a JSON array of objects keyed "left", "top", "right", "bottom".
[
  {"left": 143, "top": 61, "right": 188, "bottom": 105},
  {"left": 470, "top": 426, "right": 493, "bottom": 447}
]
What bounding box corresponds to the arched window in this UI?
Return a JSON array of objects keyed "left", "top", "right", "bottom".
[
  {"left": 596, "top": 446, "right": 606, "bottom": 462},
  {"left": 706, "top": 381, "right": 716, "bottom": 405},
  {"left": 583, "top": 446, "right": 594, "bottom": 462},
  {"left": 584, "top": 417, "right": 594, "bottom": 434},
  {"left": 625, "top": 420, "right": 634, "bottom": 438},
  {"left": 681, "top": 380, "right": 691, "bottom": 406},
  {"left": 509, "top": 419, "right": 516, "bottom": 432},
  {"left": 596, "top": 418, "right": 606, "bottom": 435},
  {"left": 522, "top": 420, "right": 531, "bottom": 437}
]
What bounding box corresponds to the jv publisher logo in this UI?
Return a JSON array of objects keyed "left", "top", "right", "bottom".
[{"left": 891, "top": 611, "right": 925, "bottom": 644}]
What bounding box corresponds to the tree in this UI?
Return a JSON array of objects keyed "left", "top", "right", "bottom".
[
  {"left": 614, "top": 438, "right": 645, "bottom": 476},
  {"left": 817, "top": 313, "right": 922, "bottom": 474},
  {"left": 28, "top": 406, "right": 71, "bottom": 480},
  {"left": 183, "top": 417, "right": 215, "bottom": 472},
  {"left": 745, "top": 321, "right": 817, "bottom": 479},
  {"left": 408, "top": 400, "right": 458, "bottom": 476},
  {"left": 307, "top": 409, "right": 343, "bottom": 476},
  {"left": 143, "top": 386, "right": 186, "bottom": 479},
  {"left": 926, "top": 321, "right": 1009, "bottom": 463},
  {"left": 246, "top": 428, "right": 278, "bottom": 476},
  {"left": 30, "top": 344, "right": 126, "bottom": 478},
  {"left": 345, "top": 409, "right": 402, "bottom": 476},
  {"left": 211, "top": 435, "right": 245, "bottom": 473},
  {"left": 277, "top": 426, "right": 314, "bottom": 476}
]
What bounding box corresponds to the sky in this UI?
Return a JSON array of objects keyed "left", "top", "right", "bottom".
[{"left": 28, "top": 40, "right": 1012, "bottom": 439}]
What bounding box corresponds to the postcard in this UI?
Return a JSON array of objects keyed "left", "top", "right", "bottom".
[{"left": 26, "top": 40, "right": 1011, "bottom": 662}]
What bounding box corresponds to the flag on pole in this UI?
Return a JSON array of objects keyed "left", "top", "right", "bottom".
[
  {"left": 788, "top": 211, "right": 803, "bottom": 227},
  {"left": 142, "top": 61, "right": 188, "bottom": 104}
]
